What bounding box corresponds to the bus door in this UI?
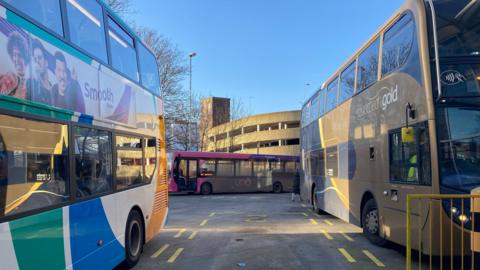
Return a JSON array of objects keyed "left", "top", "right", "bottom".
[
  {"left": 174, "top": 159, "right": 198, "bottom": 192},
  {"left": 381, "top": 122, "right": 432, "bottom": 245}
]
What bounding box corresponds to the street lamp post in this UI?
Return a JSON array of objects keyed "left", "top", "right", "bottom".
[{"left": 188, "top": 52, "right": 197, "bottom": 150}]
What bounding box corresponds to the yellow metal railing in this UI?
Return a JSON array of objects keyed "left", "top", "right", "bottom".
[{"left": 406, "top": 193, "right": 480, "bottom": 270}]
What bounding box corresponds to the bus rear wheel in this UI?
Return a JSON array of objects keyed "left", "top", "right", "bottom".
[
  {"left": 124, "top": 210, "right": 144, "bottom": 269},
  {"left": 273, "top": 182, "right": 283, "bottom": 193},
  {"left": 362, "top": 199, "right": 387, "bottom": 246},
  {"left": 200, "top": 183, "right": 212, "bottom": 195}
]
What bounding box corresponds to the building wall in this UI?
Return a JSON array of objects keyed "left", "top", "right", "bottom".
[
  {"left": 206, "top": 110, "right": 300, "bottom": 156},
  {"left": 199, "top": 97, "right": 230, "bottom": 151}
]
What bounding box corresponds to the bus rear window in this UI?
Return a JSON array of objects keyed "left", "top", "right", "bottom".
[{"left": 138, "top": 43, "right": 161, "bottom": 96}]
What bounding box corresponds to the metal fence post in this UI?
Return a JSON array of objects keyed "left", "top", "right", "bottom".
[{"left": 406, "top": 194, "right": 412, "bottom": 270}]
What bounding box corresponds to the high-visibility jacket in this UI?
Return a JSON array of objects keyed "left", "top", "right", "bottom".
[{"left": 408, "top": 154, "right": 417, "bottom": 180}]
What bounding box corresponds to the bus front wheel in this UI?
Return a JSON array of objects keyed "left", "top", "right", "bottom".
[
  {"left": 273, "top": 182, "right": 283, "bottom": 193},
  {"left": 124, "top": 210, "right": 144, "bottom": 268},
  {"left": 362, "top": 199, "right": 387, "bottom": 246},
  {"left": 200, "top": 183, "right": 212, "bottom": 195}
]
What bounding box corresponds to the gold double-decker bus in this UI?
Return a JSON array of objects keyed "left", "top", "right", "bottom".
[{"left": 300, "top": 0, "right": 480, "bottom": 255}]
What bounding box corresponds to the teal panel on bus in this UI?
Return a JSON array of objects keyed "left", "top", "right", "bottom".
[
  {"left": 9, "top": 208, "right": 66, "bottom": 270},
  {"left": 5, "top": 10, "right": 92, "bottom": 65},
  {"left": 0, "top": 96, "right": 73, "bottom": 121}
]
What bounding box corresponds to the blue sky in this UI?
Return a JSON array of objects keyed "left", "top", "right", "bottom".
[{"left": 132, "top": 0, "right": 404, "bottom": 115}]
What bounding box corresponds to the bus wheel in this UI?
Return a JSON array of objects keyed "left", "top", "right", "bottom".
[
  {"left": 362, "top": 199, "right": 387, "bottom": 246},
  {"left": 273, "top": 182, "right": 283, "bottom": 193},
  {"left": 124, "top": 210, "right": 144, "bottom": 268},
  {"left": 200, "top": 183, "right": 212, "bottom": 195}
]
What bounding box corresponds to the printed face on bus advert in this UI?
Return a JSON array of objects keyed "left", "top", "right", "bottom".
[
  {"left": 33, "top": 47, "right": 47, "bottom": 79},
  {"left": 55, "top": 57, "right": 67, "bottom": 95}
]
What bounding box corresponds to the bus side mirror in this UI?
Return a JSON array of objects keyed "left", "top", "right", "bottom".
[{"left": 401, "top": 127, "right": 415, "bottom": 143}]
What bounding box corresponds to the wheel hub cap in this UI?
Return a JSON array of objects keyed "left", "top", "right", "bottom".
[{"left": 366, "top": 210, "right": 379, "bottom": 234}]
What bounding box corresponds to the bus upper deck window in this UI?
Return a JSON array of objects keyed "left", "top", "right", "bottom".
[
  {"left": 357, "top": 38, "right": 380, "bottom": 92},
  {"left": 66, "top": 0, "right": 108, "bottom": 63},
  {"left": 138, "top": 43, "right": 161, "bottom": 96},
  {"left": 6, "top": 0, "right": 63, "bottom": 36}
]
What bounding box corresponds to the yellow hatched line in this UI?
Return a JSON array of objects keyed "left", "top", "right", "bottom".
[
  {"left": 209, "top": 212, "right": 216, "bottom": 217},
  {"left": 340, "top": 231, "right": 354, "bottom": 242},
  {"left": 363, "top": 250, "right": 385, "bottom": 267},
  {"left": 309, "top": 219, "right": 318, "bottom": 225},
  {"left": 321, "top": 230, "right": 333, "bottom": 240},
  {"left": 167, "top": 248, "right": 184, "bottom": 263},
  {"left": 324, "top": 220, "right": 334, "bottom": 226},
  {"left": 302, "top": 212, "right": 308, "bottom": 217},
  {"left": 150, "top": 244, "right": 170, "bottom": 259},
  {"left": 174, "top": 228, "right": 186, "bottom": 238},
  {"left": 200, "top": 219, "right": 208, "bottom": 226},
  {"left": 338, "top": 248, "right": 356, "bottom": 263},
  {"left": 188, "top": 231, "right": 198, "bottom": 240}
]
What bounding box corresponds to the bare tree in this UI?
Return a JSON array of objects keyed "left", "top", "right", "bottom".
[
  {"left": 105, "top": 0, "right": 195, "bottom": 151},
  {"left": 105, "top": 0, "right": 135, "bottom": 19}
]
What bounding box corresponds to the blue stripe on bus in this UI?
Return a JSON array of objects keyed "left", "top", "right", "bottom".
[{"left": 69, "top": 198, "right": 124, "bottom": 270}]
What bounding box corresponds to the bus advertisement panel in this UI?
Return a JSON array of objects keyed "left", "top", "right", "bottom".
[
  {"left": 0, "top": 9, "right": 147, "bottom": 127},
  {"left": 169, "top": 151, "right": 299, "bottom": 195}
]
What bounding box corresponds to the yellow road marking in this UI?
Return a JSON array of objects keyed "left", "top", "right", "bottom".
[
  {"left": 338, "top": 248, "right": 356, "bottom": 263},
  {"left": 188, "top": 231, "right": 198, "bottom": 240},
  {"left": 340, "top": 231, "right": 354, "bottom": 242},
  {"left": 363, "top": 250, "right": 385, "bottom": 267},
  {"left": 309, "top": 218, "right": 318, "bottom": 225},
  {"left": 209, "top": 212, "right": 216, "bottom": 217},
  {"left": 302, "top": 212, "right": 308, "bottom": 217},
  {"left": 321, "top": 230, "right": 333, "bottom": 240},
  {"left": 150, "top": 244, "right": 169, "bottom": 259},
  {"left": 324, "top": 220, "right": 334, "bottom": 226},
  {"left": 200, "top": 219, "right": 208, "bottom": 226},
  {"left": 174, "top": 228, "right": 186, "bottom": 238},
  {"left": 167, "top": 248, "right": 184, "bottom": 263}
]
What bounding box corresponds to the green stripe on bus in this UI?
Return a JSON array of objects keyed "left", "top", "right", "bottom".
[
  {"left": 0, "top": 95, "right": 73, "bottom": 121},
  {"left": 6, "top": 10, "right": 92, "bottom": 65},
  {"left": 9, "top": 208, "right": 66, "bottom": 270}
]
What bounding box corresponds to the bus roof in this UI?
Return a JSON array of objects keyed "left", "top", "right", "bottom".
[{"left": 172, "top": 151, "right": 299, "bottom": 161}]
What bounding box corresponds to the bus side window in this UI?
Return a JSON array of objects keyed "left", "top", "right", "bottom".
[
  {"left": 115, "top": 135, "right": 144, "bottom": 190},
  {"left": 389, "top": 122, "right": 431, "bottom": 185},
  {"left": 74, "top": 127, "right": 113, "bottom": 197},
  {"left": 65, "top": 0, "right": 108, "bottom": 63},
  {"left": 382, "top": 13, "right": 415, "bottom": 76},
  {"left": 357, "top": 37, "right": 380, "bottom": 92},
  {"left": 0, "top": 115, "right": 70, "bottom": 217},
  {"left": 5, "top": 0, "right": 64, "bottom": 36},
  {"left": 326, "top": 77, "right": 339, "bottom": 112}
]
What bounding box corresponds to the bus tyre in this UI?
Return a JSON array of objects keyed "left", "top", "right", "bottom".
[
  {"left": 273, "top": 182, "right": 283, "bottom": 193},
  {"left": 200, "top": 183, "right": 212, "bottom": 195},
  {"left": 362, "top": 199, "right": 387, "bottom": 246},
  {"left": 124, "top": 210, "right": 144, "bottom": 269}
]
